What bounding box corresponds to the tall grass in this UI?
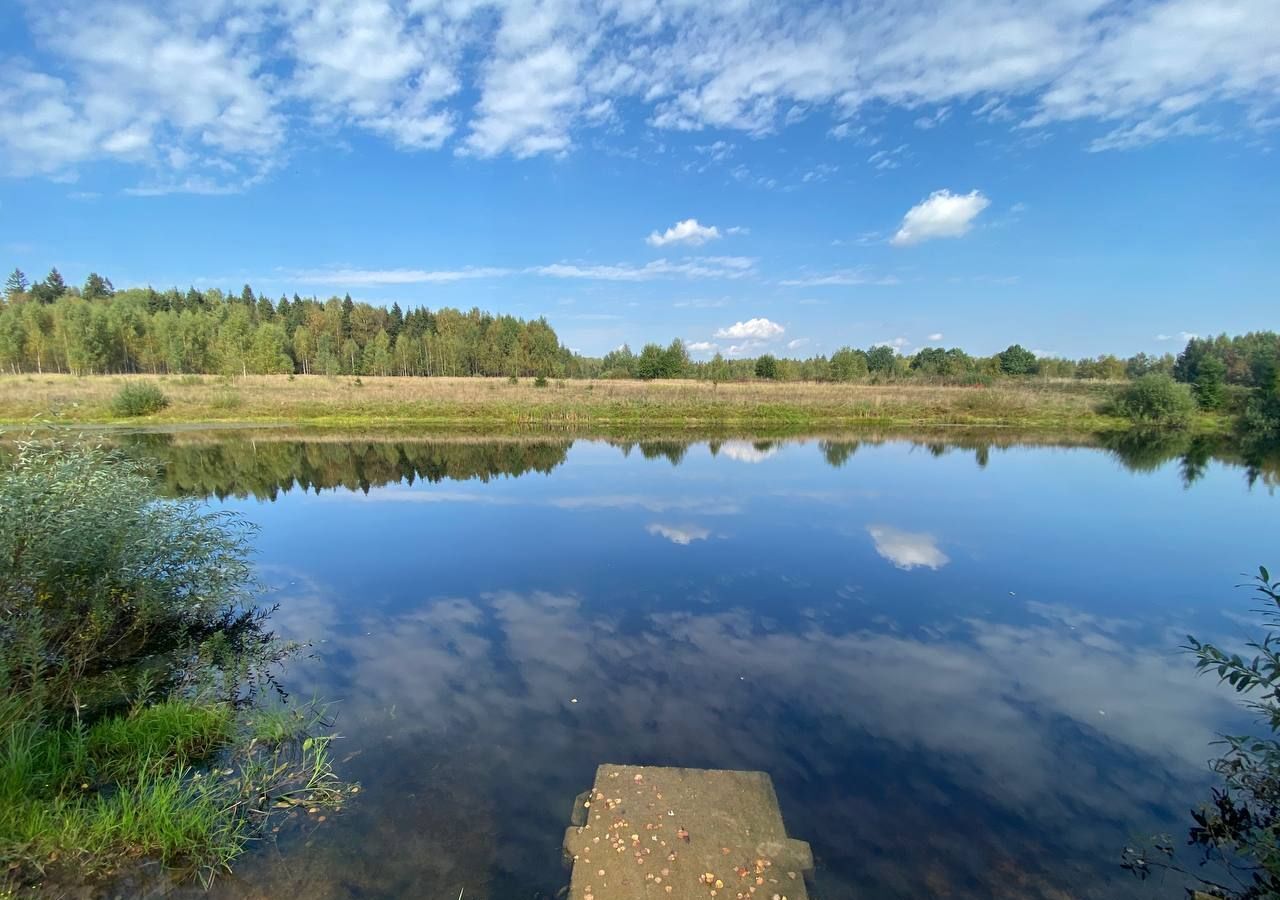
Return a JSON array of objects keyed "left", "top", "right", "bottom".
[{"left": 0, "top": 372, "right": 1161, "bottom": 434}]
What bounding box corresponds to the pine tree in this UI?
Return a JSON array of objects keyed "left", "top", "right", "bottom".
[
  {"left": 341, "top": 294, "right": 354, "bottom": 340},
  {"left": 388, "top": 302, "right": 404, "bottom": 341},
  {"left": 30, "top": 268, "right": 67, "bottom": 304},
  {"left": 241, "top": 284, "right": 255, "bottom": 305},
  {"left": 4, "top": 268, "right": 27, "bottom": 299},
  {"left": 82, "top": 272, "right": 114, "bottom": 300}
]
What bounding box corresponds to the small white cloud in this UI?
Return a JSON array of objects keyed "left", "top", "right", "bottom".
[
  {"left": 1155, "top": 331, "right": 1199, "bottom": 342},
  {"left": 685, "top": 340, "right": 719, "bottom": 353},
  {"left": 786, "top": 338, "right": 809, "bottom": 350},
  {"left": 714, "top": 318, "right": 785, "bottom": 340},
  {"left": 873, "top": 337, "right": 910, "bottom": 352},
  {"left": 719, "top": 441, "right": 778, "bottom": 464},
  {"left": 646, "top": 523, "right": 712, "bottom": 545},
  {"left": 867, "top": 526, "right": 949, "bottom": 571},
  {"left": 647, "top": 218, "right": 722, "bottom": 247},
  {"left": 927, "top": 333, "right": 944, "bottom": 342},
  {"left": 891, "top": 189, "right": 991, "bottom": 246}
]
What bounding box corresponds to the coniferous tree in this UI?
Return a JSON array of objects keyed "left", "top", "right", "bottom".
[
  {"left": 5, "top": 268, "right": 28, "bottom": 299},
  {"left": 388, "top": 302, "right": 404, "bottom": 341},
  {"left": 82, "top": 272, "right": 114, "bottom": 300},
  {"left": 31, "top": 268, "right": 68, "bottom": 304},
  {"left": 340, "top": 294, "right": 354, "bottom": 340}
]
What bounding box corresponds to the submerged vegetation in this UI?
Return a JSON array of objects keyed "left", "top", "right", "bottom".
[{"left": 0, "top": 441, "right": 348, "bottom": 890}]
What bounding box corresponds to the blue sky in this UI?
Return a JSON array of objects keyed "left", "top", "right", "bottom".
[{"left": 1, "top": 0, "right": 1277, "bottom": 359}]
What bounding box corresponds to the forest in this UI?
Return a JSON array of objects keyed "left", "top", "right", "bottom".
[{"left": 2, "top": 268, "right": 1278, "bottom": 402}]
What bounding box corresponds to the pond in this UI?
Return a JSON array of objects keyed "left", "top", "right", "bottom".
[{"left": 119, "top": 430, "right": 1277, "bottom": 899}]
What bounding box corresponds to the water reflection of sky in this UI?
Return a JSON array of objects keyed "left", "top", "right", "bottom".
[{"left": 194, "top": 437, "right": 1278, "bottom": 899}]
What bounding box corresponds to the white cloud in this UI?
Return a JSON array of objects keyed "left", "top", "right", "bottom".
[
  {"left": 718, "top": 441, "right": 779, "bottom": 464},
  {"left": 295, "top": 266, "right": 513, "bottom": 285},
  {"left": 685, "top": 340, "right": 719, "bottom": 353},
  {"left": 891, "top": 189, "right": 991, "bottom": 246},
  {"left": 927, "top": 332, "right": 945, "bottom": 342},
  {"left": 464, "top": 41, "right": 585, "bottom": 158},
  {"left": 5, "top": 0, "right": 1280, "bottom": 184},
  {"left": 713, "top": 318, "right": 785, "bottom": 341},
  {"left": 786, "top": 338, "right": 809, "bottom": 350},
  {"left": 867, "top": 525, "right": 949, "bottom": 571},
  {"left": 1156, "top": 331, "right": 1199, "bottom": 342},
  {"left": 293, "top": 256, "right": 755, "bottom": 286},
  {"left": 646, "top": 218, "right": 722, "bottom": 247},
  {"left": 646, "top": 523, "right": 712, "bottom": 545},
  {"left": 874, "top": 337, "right": 910, "bottom": 352},
  {"left": 533, "top": 256, "right": 755, "bottom": 281},
  {"left": 779, "top": 269, "right": 900, "bottom": 287}
]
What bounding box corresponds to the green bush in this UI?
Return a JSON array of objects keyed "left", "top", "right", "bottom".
[
  {"left": 0, "top": 443, "right": 348, "bottom": 886},
  {"left": 534, "top": 375, "right": 549, "bottom": 388},
  {"left": 754, "top": 355, "right": 779, "bottom": 379},
  {"left": 110, "top": 383, "right": 169, "bottom": 417},
  {"left": 1112, "top": 373, "right": 1195, "bottom": 426}
]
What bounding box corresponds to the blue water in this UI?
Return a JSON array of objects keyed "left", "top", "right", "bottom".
[{"left": 165, "top": 433, "right": 1278, "bottom": 899}]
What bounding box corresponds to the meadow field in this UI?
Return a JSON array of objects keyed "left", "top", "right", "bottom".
[{"left": 0, "top": 372, "right": 1180, "bottom": 433}]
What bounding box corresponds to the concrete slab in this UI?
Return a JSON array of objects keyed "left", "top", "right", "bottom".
[{"left": 563, "top": 764, "right": 812, "bottom": 900}]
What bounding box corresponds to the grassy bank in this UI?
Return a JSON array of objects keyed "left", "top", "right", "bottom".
[{"left": 0, "top": 373, "right": 1233, "bottom": 434}]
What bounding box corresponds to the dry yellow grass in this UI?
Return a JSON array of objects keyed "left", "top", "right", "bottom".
[{"left": 0, "top": 372, "right": 1129, "bottom": 432}]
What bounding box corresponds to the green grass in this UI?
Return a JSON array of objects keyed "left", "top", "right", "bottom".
[
  {"left": 0, "top": 373, "right": 1240, "bottom": 436},
  {"left": 0, "top": 696, "right": 348, "bottom": 887},
  {"left": 0, "top": 697, "right": 241, "bottom": 880}
]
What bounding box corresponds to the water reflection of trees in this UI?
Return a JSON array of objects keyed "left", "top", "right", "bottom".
[
  {"left": 46, "top": 429, "right": 1280, "bottom": 499},
  {"left": 1098, "top": 431, "right": 1280, "bottom": 488},
  {"left": 118, "top": 435, "right": 573, "bottom": 500}
]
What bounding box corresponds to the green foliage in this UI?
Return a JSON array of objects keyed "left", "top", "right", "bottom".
[
  {"left": 1112, "top": 373, "right": 1195, "bottom": 426},
  {"left": 1125, "top": 568, "right": 1280, "bottom": 899},
  {"left": 997, "top": 344, "right": 1039, "bottom": 376},
  {"left": 533, "top": 375, "right": 549, "bottom": 387},
  {"left": 4, "top": 269, "right": 26, "bottom": 300},
  {"left": 866, "top": 345, "right": 896, "bottom": 374},
  {"left": 1193, "top": 354, "right": 1228, "bottom": 409},
  {"left": 0, "top": 443, "right": 348, "bottom": 887},
  {"left": 829, "top": 347, "right": 869, "bottom": 381},
  {"left": 110, "top": 382, "right": 170, "bottom": 417},
  {"left": 754, "top": 354, "right": 779, "bottom": 379}
]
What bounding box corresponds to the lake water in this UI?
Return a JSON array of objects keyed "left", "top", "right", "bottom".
[{"left": 123, "top": 430, "right": 1278, "bottom": 899}]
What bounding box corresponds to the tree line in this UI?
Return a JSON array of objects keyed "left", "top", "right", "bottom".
[
  {"left": 1, "top": 268, "right": 570, "bottom": 378},
  {"left": 1, "top": 269, "right": 1276, "bottom": 412}
]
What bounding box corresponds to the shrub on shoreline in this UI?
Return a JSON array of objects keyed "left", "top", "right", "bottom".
[
  {"left": 0, "top": 442, "right": 348, "bottom": 889},
  {"left": 110, "top": 382, "right": 169, "bottom": 417}
]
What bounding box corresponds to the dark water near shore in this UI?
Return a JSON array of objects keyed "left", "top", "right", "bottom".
[{"left": 116, "top": 430, "right": 1278, "bottom": 898}]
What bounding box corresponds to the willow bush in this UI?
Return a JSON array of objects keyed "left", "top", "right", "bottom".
[{"left": 0, "top": 441, "right": 348, "bottom": 888}]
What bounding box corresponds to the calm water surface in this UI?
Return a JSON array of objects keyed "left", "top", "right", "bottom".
[{"left": 130, "top": 432, "right": 1278, "bottom": 899}]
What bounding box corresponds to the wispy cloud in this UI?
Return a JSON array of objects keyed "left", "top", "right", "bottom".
[
  {"left": 5, "top": 0, "right": 1273, "bottom": 186},
  {"left": 779, "top": 269, "right": 900, "bottom": 287},
  {"left": 293, "top": 257, "right": 756, "bottom": 286}
]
